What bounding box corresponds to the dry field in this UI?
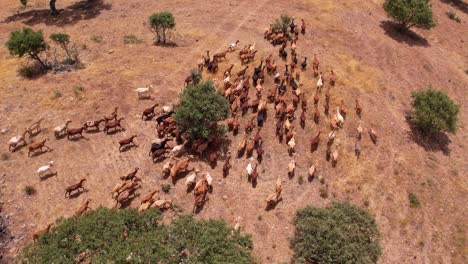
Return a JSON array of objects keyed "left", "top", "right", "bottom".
[{"left": 0, "top": 0, "right": 467, "bottom": 263}]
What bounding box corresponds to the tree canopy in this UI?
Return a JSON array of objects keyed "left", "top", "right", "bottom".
[
  {"left": 149, "top": 12, "right": 176, "bottom": 44},
  {"left": 175, "top": 80, "right": 229, "bottom": 140},
  {"left": 20, "top": 208, "right": 253, "bottom": 263},
  {"left": 383, "top": 0, "right": 436, "bottom": 31},
  {"left": 291, "top": 203, "right": 381, "bottom": 264},
  {"left": 411, "top": 88, "right": 459, "bottom": 133},
  {"left": 6, "top": 27, "right": 49, "bottom": 69}
]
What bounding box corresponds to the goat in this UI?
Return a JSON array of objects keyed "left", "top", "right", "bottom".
[
  {"left": 308, "top": 163, "right": 316, "bottom": 179},
  {"left": 256, "top": 143, "right": 264, "bottom": 162},
  {"left": 104, "top": 107, "right": 119, "bottom": 123},
  {"left": 26, "top": 118, "right": 44, "bottom": 136},
  {"left": 314, "top": 104, "right": 320, "bottom": 123},
  {"left": 356, "top": 121, "right": 363, "bottom": 139},
  {"left": 223, "top": 153, "right": 232, "bottom": 177},
  {"left": 316, "top": 73, "right": 324, "bottom": 91},
  {"left": 75, "top": 199, "right": 92, "bottom": 216},
  {"left": 8, "top": 130, "right": 28, "bottom": 151},
  {"left": 312, "top": 54, "right": 319, "bottom": 72},
  {"left": 149, "top": 138, "right": 170, "bottom": 156},
  {"left": 251, "top": 164, "right": 258, "bottom": 186},
  {"left": 288, "top": 134, "right": 296, "bottom": 155},
  {"left": 135, "top": 85, "right": 153, "bottom": 99},
  {"left": 300, "top": 110, "right": 306, "bottom": 128},
  {"left": 369, "top": 128, "right": 378, "bottom": 144},
  {"left": 328, "top": 130, "right": 336, "bottom": 145},
  {"left": 355, "top": 99, "right": 362, "bottom": 117},
  {"left": 209, "top": 151, "right": 217, "bottom": 167},
  {"left": 142, "top": 103, "right": 159, "bottom": 120},
  {"left": 54, "top": 120, "right": 72, "bottom": 138},
  {"left": 336, "top": 107, "right": 344, "bottom": 127},
  {"left": 119, "top": 135, "right": 137, "bottom": 151},
  {"left": 65, "top": 179, "right": 87, "bottom": 197},
  {"left": 28, "top": 139, "right": 51, "bottom": 157},
  {"left": 32, "top": 223, "right": 53, "bottom": 241},
  {"left": 115, "top": 187, "right": 138, "bottom": 209},
  {"left": 156, "top": 111, "right": 174, "bottom": 125},
  {"left": 83, "top": 119, "right": 105, "bottom": 132},
  {"left": 66, "top": 126, "right": 86, "bottom": 139},
  {"left": 310, "top": 130, "right": 321, "bottom": 152},
  {"left": 141, "top": 190, "right": 159, "bottom": 204},
  {"left": 355, "top": 139, "right": 362, "bottom": 158},
  {"left": 246, "top": 158, "right": 254, "bottom": 178},
  {"left": 120, "top": 167, "right": 139, "bottom": 181},
  {"left": 301, "top": 19, "right": 306, "bottom": 34},
  {"left": 213, "top": 50, "right": 228, "bottom": 61},
  {"left": 237, "top": 133, "right": 247, "bottom": 157},
  {"left": 331, "top": 149, "right": 339, "bottom": 166},
  {"left": 104, "top": 118, "right": 124, "bottom": 133},
  {"left": 246, "top": 138, "right": 255, "bottom": 157},
  {"left": 37, "top": 161, "right": 56, "bottom": 178},
  {"left": 339, "top": 100, "right": 347, "bottom": 117},
  {"left": 288, "top": 158, "right": 296, "bottom": 178},
  {"left": 169, "top": 157, "right": 191, "bottom": 180},
  {"left": 237, "top": 66, "right": 249, "bottom": 77}
]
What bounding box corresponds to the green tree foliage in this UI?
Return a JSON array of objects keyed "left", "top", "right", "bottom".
[
  {"left": 175, "top": 81, "right": 229, "bottom": 140},
  {"left": 20, "top": 0, "right": 27, "bottom": 6},
  {"left": 291, "top": 203, "right": 381, "bottom": 264},
  {"left": 6, "top": 27, "right": 49, "bottom": 69},
  {"left": 273, "top": 15, "right": 292, "bottom": 33},
  {"left": 383, "top": 0, "right": 436, "bottom": 31},
  {"left": 149, "top": 12, "right": 176, "bottom": 44},
  {"left": 20, "top": 208, "right": 253, "bottom": 263},
  {"left": 411, "top": 88, "right": 459, "bottom": 133},
  {"left": 50, "top": 33, "right": 74, "bottom": 63}
]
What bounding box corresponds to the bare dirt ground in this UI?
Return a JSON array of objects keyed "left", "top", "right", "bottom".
[{"left": 0, "top": 0, "right": 467, "bottom": 263}]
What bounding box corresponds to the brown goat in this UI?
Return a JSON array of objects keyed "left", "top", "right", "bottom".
[
  {"left": 141, "top": 103, "right": 159, "bottom": 120},
  {"left": 223, "top": 153, "right": 231, "bottom": 177},
  {"left": 32, "top": 223, "right": 53, "bottom": 241},
  {"left": 355, "top": 99, "right": 362, "bottom": 117},
  {"left": 310, "top": 130, "right": 321, "bottom": 152},
  {"left": 65, "top": 179, "right": 87, "bottom": 197},
  {"left": 75, "top": 199, "right": 92, "bottom": 216},
  {"left": 104, "top": 118, "right": 124, "bottom": 133},
  {"left": 28, "top": 139, "right": 51, "bottom": 157},
  {"left": 120, "top": 167, "right": 140, "bottom": 181},
  {"left": 66, "top": 126, "right": 86, "bottom": 139},
  {"left": 119, "top": 135, "right": 137, "bottom": 151},
  {"left": 104, "top": 107, "right": 119, "bottom": 123}
]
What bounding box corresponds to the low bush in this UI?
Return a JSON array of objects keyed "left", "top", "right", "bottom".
[
  {"left": 291, "top": 203, "right": 381, "bottom": 264},
  {"left": 19, "top": 208, "right": 253, "bottom": 263}
]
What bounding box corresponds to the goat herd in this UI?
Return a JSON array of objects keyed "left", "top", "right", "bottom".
[{"left": 9, "top": 17, "right": 380, "bottom": 239}]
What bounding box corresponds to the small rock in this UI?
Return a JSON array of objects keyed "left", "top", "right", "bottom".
[
  {"left": 108, "top": 50, "right": 114, "bottom": 54},
  {"left": 222, "top": 195, "right": 228, "bottom": 200},
  {"left": 1, "top": 128, "right": 7, "bottom": 134}
]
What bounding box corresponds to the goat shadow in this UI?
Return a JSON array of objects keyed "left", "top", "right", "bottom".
[
  {"left": 405, "top": 115, "right": 451, "bottom": 155},
  {"left": 104, "top": 128, "right": 125, "bottom": 135},
  {"left": 115, "top": 194, "right": 139, "bottom": 209},
  {"left": 119, "top": 144, "right": 138, "bottom": 153},
  {"left": 39, "top": 172, "right": 58, "bottom": 181},
  {"left": 28, "top": 149, "right": 52, "bottom": 158},
  {"left": 193, "top": 198, "right": 208, "bottom": 214},
  {"left": 3, "top": 0, "right": 112, "bottom": 26},
  {"left": 265, "top": 197, "right": 283, "bottom": 211},
  {"left": 67, "top": 136, "right": 89, "bottom": 142},
  {"left": 440, "top": 0, "right": 468, "bottom": 14},
  {"left": 67, "top": 189, "right": 88, "bottom": 199},
  {"left": 380, "top": 21, "right": 430, "bottom": 47}
]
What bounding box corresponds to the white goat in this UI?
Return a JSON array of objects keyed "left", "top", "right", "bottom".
[
  {"left": 316, "top": 74, "right": 323, "bottom": 90},
  {"left": 37, "top": 161, "right": 55, "bottom": 178},
  {"left": 308, "top": 164, "right": 316, "bottom": 178},
  {"left": 8, "top": 131, "right": 27, "bottom": 151},
  {"left": 53, "top": 120, "right": 72, "bottom": 138},
  {"left": 336, "top": 107, "right": 344, "bottom": 127},
  {"left": 246, "top": 158, "right": 254, "bottom": 177},
  {"left": 185, "top": 172, "right": 197, "bottom": 187},
  {"left": 287, "top": 135, "right": 296, "bottom": 153},
  {"left": 206, "top": 173, "right": 213, "bottom": 188},
  {"left": 135, "top": 85, "right": 153, "bottom": 99},
  {"left": 162, "top": 105, "right": 173, "bottom": 113},
  {"left": 229, "top": 40, "right": 240, "bottom": 51},
  {"left": 356, "top": 121, "right": 363, "bottom": 138},
  {"left": 170, "top": 143, "right": 185, "bottom": 157}
]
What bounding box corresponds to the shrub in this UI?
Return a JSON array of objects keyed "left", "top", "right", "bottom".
[
  {"left": 123, "top": 34, "right": 144, "bottom": 44},
  {"left": 319, "top": 187, "right": 328, "bottom": 198},
  {"left": 52, "top": 90, "right": 62, "bottom": 99},
  {"left": 410, "top": 88, "right": 459, "bottom": 133},
  {"left": 272, "top": 15, "right": 292, "bottom": 34},
  {"left": 298, "top": 175, "right": 304, "bottom": 185},
  {"left": 20, "top": 0, "right": 27, "bottom": 6},
  {"left": 408, "top": 192, "right": 420, "bottom": 208},
  {"left": 149, "top": 12, "right": 176, "bottom": 44},
  {"left": 19, "top": 208, "right": 253, "bottom": 263},
  {"left": 6, "top": 27, "right": 49, "bottom": 69},
  {"left": 24, "top": 185, "right": 36, "bottom": 195},
  {"left": 175, "top": 81, "right": 229, "bottom": 140},
  {"left": 446, "top": 11, "right": 461, "bottom": 23},
  {"left": 161, "top": 184, "right": 171, "bottom": 193},
  {"left": 291, "top": 203, "right": 381, "bottom": 264},
  {"left": 50, "top": 33, "right": 77, "bottom": 63},
  {"left": 90, "top": 35, "right": 103, "bottom": 43},
  {"left": 383, "top": 0, "right": 436, "bottom": 31},
  {"left": 1, "top": 153, "right": 10, "bottom": 161}
]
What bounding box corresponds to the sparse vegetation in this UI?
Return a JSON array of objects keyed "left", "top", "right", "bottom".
[
  {"left": 90, "top": 35, "right": 103, "bottom": 43},
  {"left": 409, "top": 192, "right": 420, "bottom": 208},
  {"left": 20, "top": 208, "right": 253, "bottom": 263},
  {"left": 123, "top": 34, "right": 144, "bottom": 44},
  {"left": 149, "top": 12, "right": 176, "bottom": 44},
  {"left": 175, "top": 81, "right": 229, "bottom": 140},
  {"left": 6, "top": 27, "right": 49, "bottom": 69},
  {"left": 20, "top": 0, "right": 27, "bottom": 6},
  {"left": 383, "top": 0, "right": 436, "bottom": 31},
  {"left": 291, "top": 203, "right": 381, "bottom": 264},
  {"left": 1, "top": 153, "right": 10, "bottom": 161},
  {"left": 52, "top": 89, "right": 62, "bottom": 99},
  {"left": 411, "top": 88, "right": 459, "bottom": 133},
  {"left": 319, "top": 186, "right": 328, "bottom": 198},
  {"left": 24, "top": 185, "right": 36, "bottom": 195},
  {"left": 298, "top": 175, "right": 304, "bottom": 185},
  {"left": 73, "top": 85, "right": 85, "bottom": 98},
  {"left": 161, "top": 184, "right": 171, "bottom": 193},
  {"left": 446, "top": 11, "right": 461, "bottom": 23},
  {"left": 50, "top": 33, "right": 79, "bottom": 64}
]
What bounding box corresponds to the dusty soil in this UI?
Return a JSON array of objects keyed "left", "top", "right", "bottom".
[{"left": 0, "top": 0, "right": 467, "bottom": 263}]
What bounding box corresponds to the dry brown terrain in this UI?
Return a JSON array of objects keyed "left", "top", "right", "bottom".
[{"left": 0, "top": 0, "right": 467, "bottom": 263}]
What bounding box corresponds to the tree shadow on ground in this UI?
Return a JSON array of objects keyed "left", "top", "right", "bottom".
[
  {"left": 405, "top": 116, "right": 451, "bottom": 156},
  {"left": 380, "top": 21, "right": 430, "bottom": 47},
  {"left": 3, "top": 0, "right": 112, "bottom": 26},
  {"left": 440, "top": 0, "right": 468, "bottom": 14}
]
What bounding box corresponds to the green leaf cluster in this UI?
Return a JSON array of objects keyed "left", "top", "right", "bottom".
[
  {"left": 149, "top": 12, "right": 176, "bottom": 44},
  {"left": 411, "top": 88, "right": 459, "bottom": 133},
  {"left": 291, "top": 203, "right": 381, "bottom": 264},
  {"left": 383, "top": 0, "right": 436, "bottom": 30},
  {"left": 20, "top": 208, "right": 253, "bottom": 263},
  {"left": 175, "top": 81, "right": 229, "bottom": 140}
]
